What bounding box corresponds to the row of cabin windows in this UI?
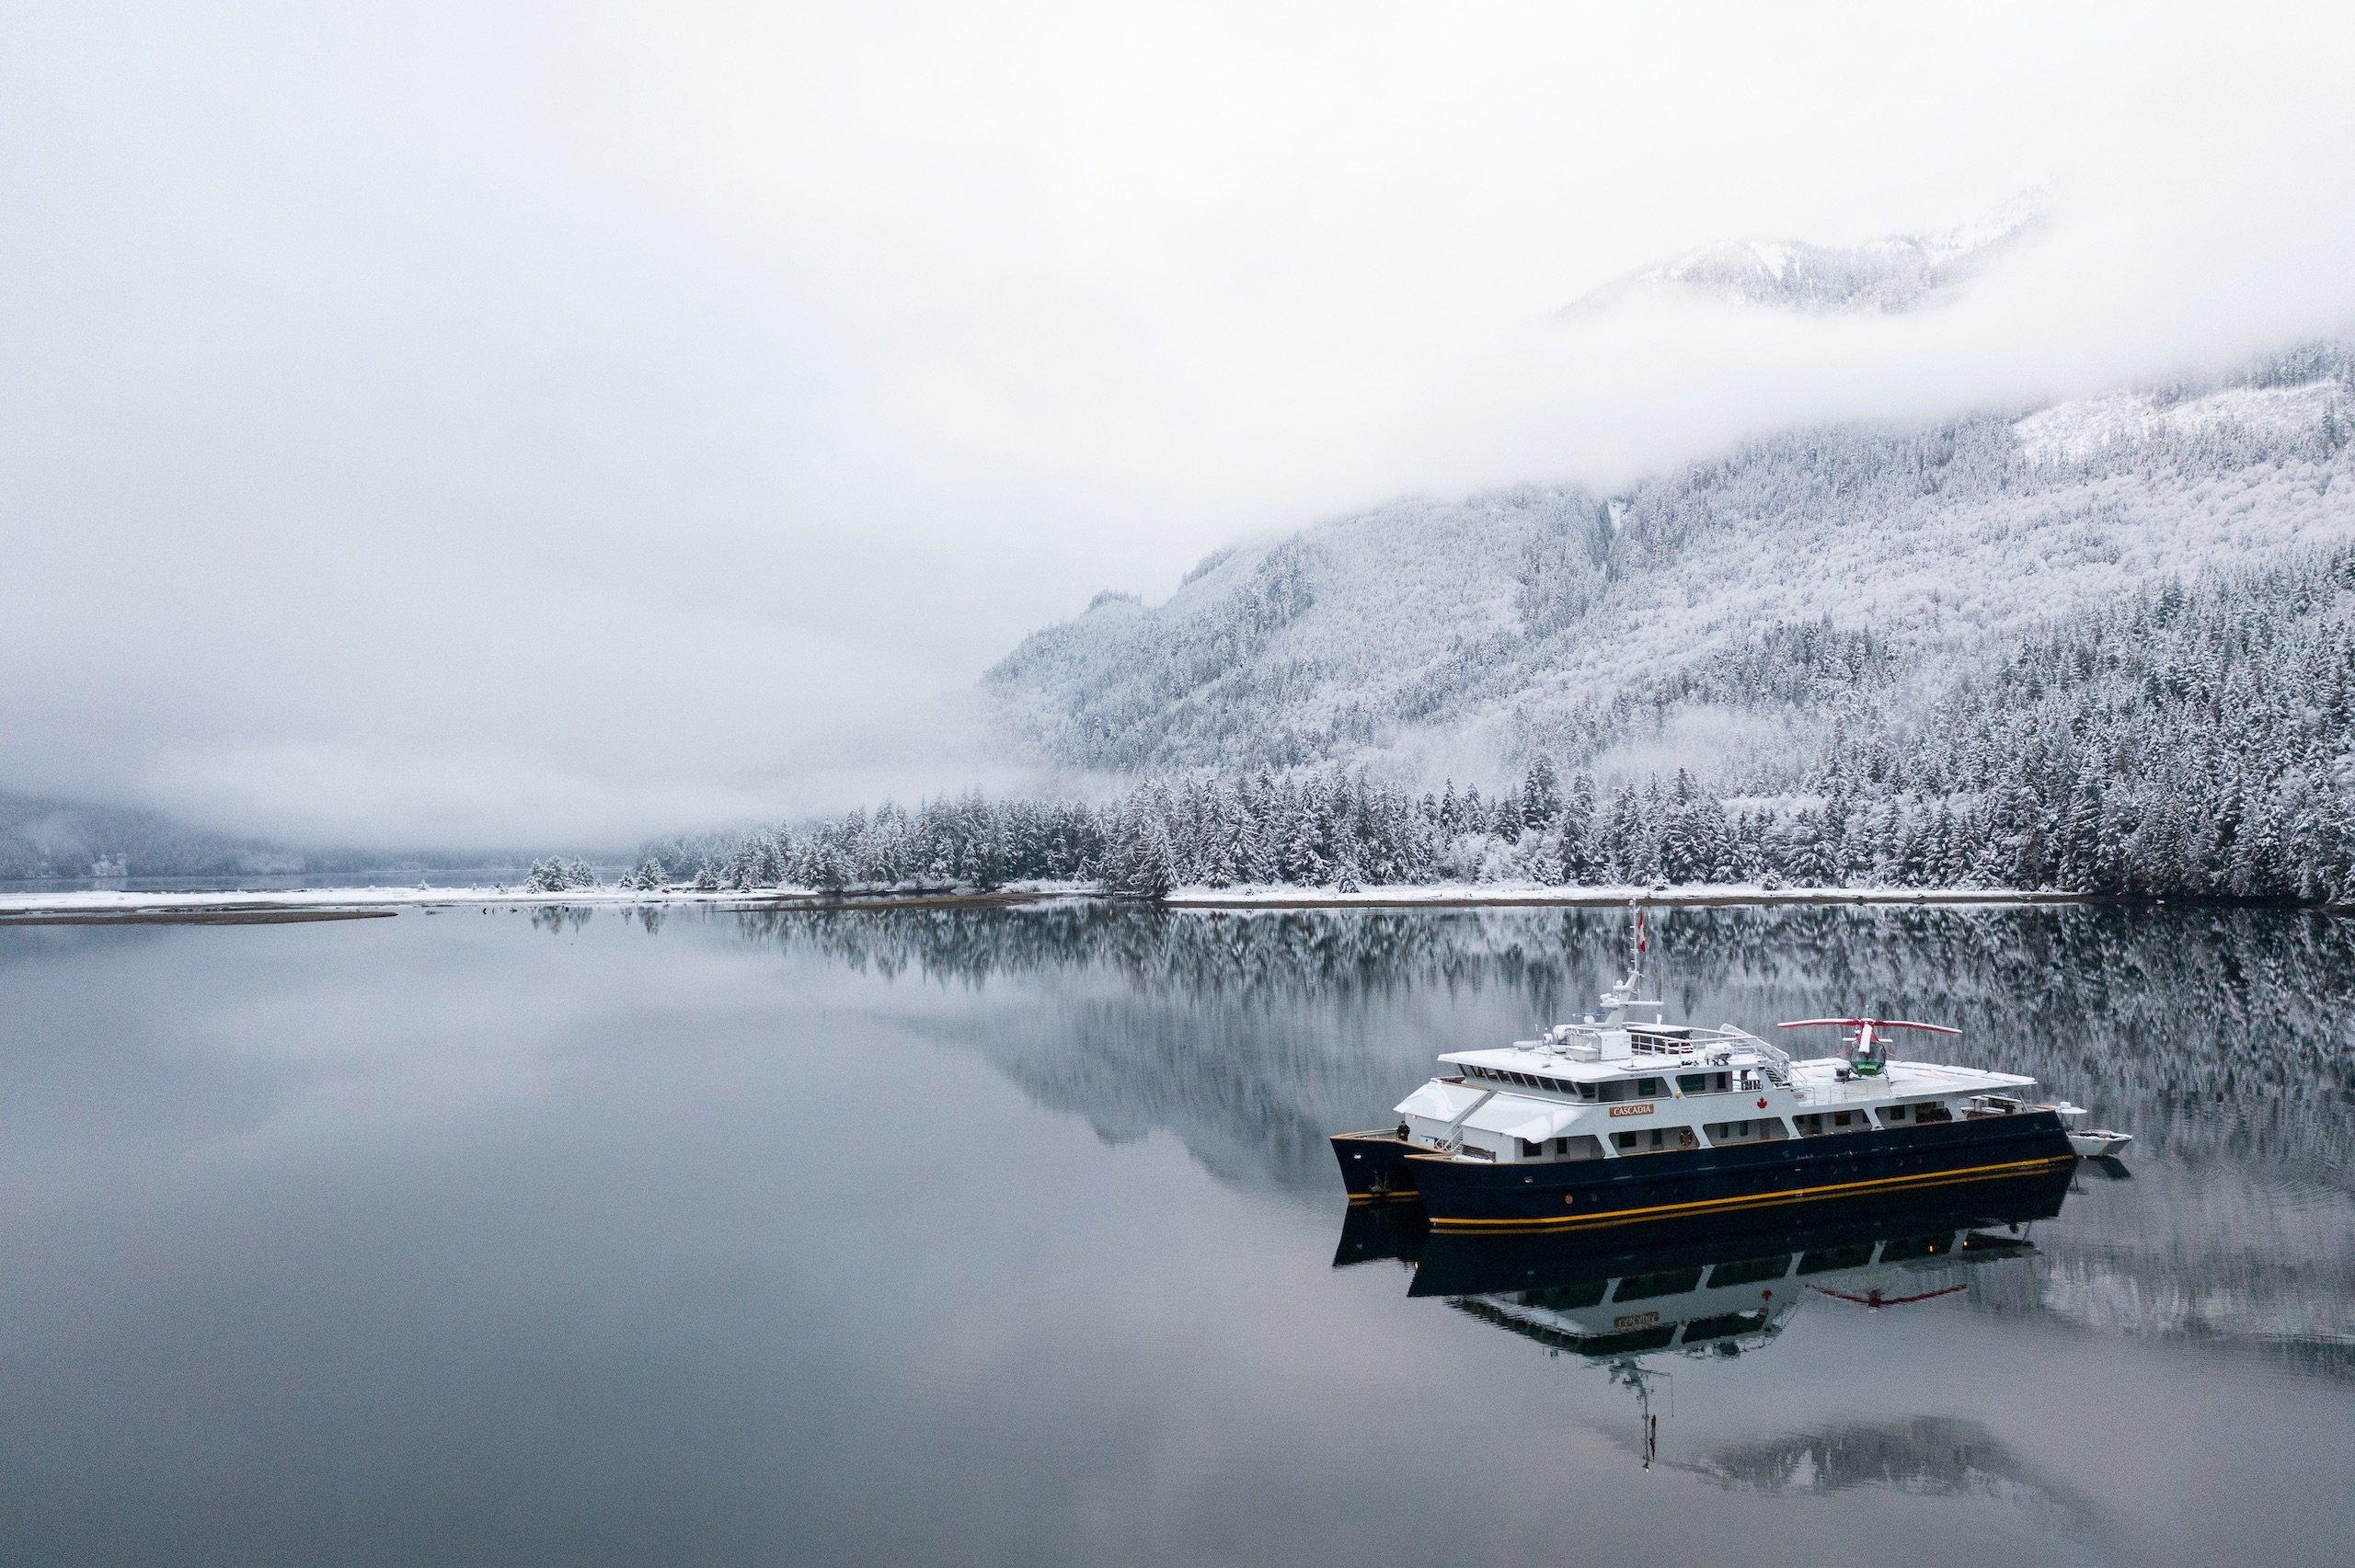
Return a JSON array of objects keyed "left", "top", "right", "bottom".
[
  {"left": 1465, "top": 1067, "right": 1670, "bottom": 1103},
  {"left": 1790, "top": 1104, "right": 1958, "bottom": 1136},
  {"left": 1517, "top": 1103, "right": 1970, "bottom": 1157},
  {"left": 1613, "top": 1127, "right": 1700, "bottom": 1153},
  {"left": 1519, "top": 1135, "right": 1606, "bottom": 1160},
  {"left": 1467, "top": 1066, "right": 1561, "bottom": 1092},
  {"left": 1703, "top": 1117, "right": 1788, "bottom": 1145}
]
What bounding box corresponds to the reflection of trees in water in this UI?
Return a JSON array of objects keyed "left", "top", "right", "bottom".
[
  {"left": 730, "top": 903, "right": 1600, "bottom": 1196},
  {"left": 1646, "top": 905, "right": 2355, "bottom": 1182},
  {"left": 1965, "top": 1162, "right": 2355, "bottom": 1382},
  {"left": 1683, "top": 1415, "right": 2099, "bottom": 1531},
  {"left": 726, "top": 900, "right": 2355, "bottom": 1176},
  {"left": 730, "top": 902, "right": 1598, "bottom": 1014},
  {"left": 718, "top": 900, "right": 2355, "bottom": 1370}
]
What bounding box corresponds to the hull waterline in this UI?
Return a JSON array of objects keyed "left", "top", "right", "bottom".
[{"left": 1388, "top": 1115, "right": 2074, "bottom": 1236}]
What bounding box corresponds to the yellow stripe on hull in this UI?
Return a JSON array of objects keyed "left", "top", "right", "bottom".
[{"left": 1426, "top": 1154, "right": 2074, "bottom": 1233}]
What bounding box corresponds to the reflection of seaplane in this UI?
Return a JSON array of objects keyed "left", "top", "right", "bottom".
[
  {"left": 1333, "top": 908, "right": 2120, "bottom": 1232},
  {"left": 1336, "top": 1162, "right": 2070, "bottom": 1469}
]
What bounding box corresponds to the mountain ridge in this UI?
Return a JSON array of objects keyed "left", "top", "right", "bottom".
[
  {"left": 1560, "top": 188, "right": 2051, "bottom": 316},
  {"left": 982, "top": 340, "right": 2355, "bottom": 795}
]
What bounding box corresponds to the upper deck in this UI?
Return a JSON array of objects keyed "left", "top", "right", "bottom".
[
  {"left": 1389, "top": 960, "right": 2046, "bottom": 1164},
  {"left": 1435, "top": 1038, "right": 2034, "bottom": 1108},
  {"left": 1382, "top": 929, "right": 2058, "bottom": 1166}
]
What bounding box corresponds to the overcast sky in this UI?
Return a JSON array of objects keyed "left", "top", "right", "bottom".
[{"left": 6, "top": 1, "right": 2354, "bottom": 849}]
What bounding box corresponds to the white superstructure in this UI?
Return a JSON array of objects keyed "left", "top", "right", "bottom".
[{"left": 1393, "top": 921, "right": 2068, "bottom": 1166}]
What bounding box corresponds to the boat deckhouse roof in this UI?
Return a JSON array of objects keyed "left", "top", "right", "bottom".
[
  {"left": 1430, "top": 1052, "right": 2034, "bottom": 1101},
  {"left": 1410, "top": 1011, "right": 2037, "bottom": 1126},
  {"left": 1390, "top": 922, "right": 2047, "bottom": 1149}
]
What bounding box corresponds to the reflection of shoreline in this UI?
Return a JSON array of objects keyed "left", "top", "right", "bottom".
[
  {"left": 0, "top": 881, "right": 2096, "bottom": 924},
  {"left": 1166, "top": 885, "right": 2091, "bottom": 910},
  {"left": 775, "top": 899, "right": 2350, "bottom": 1372},
  {"left": 726, "top": 898, "right": 2355, "bottom": 1182}
]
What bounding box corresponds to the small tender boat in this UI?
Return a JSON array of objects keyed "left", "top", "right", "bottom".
[{"left": 2067, "top": 1128, "right": 2134, "bottom": 1160}]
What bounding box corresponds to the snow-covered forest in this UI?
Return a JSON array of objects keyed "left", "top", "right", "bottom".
[
  {"left": 634, "top": 538, "right": 2355, "bottom": 906},
  {"left": 0, "top": 790, "right": 309, "bottom": 880},
  {"left": 609, "top": 341, "right": 2338, "bottom": 908}
]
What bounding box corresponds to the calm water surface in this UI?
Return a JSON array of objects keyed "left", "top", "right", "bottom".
[{"left": 2, "top": 902, "right": 2349, "bottom": 1565}]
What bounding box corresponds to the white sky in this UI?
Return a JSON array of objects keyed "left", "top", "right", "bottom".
[{"left": 6, "top": 0, "right": 2353, "bottom": 849}]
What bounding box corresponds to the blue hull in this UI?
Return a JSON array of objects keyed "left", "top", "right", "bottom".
[
  {"left": 1397, "top": 1165, "right": 2069, "bottom": 1297},
  {"left": 1370, "top": 1114, "right": 2074, "bottom": 1234}
]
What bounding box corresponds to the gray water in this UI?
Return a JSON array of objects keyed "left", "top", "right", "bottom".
[{"left": 2, "top": 901, "right": 2349, "bottom": 1565}]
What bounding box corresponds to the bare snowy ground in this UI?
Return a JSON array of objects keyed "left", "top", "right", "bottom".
[
  {"left": 0, "top": 882, "right": 1094, "bottom": 922},
  {"left": 0, "top": 880, "right": 2086, "bottom": 922}
]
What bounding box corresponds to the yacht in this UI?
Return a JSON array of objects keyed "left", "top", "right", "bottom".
[{"left": 1330, "top": 913, "right": 2095, "bottom": 1234}]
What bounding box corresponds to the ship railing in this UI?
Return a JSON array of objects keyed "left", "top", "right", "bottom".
[
  {"left": 1628, "top": 1024, "right": 1756, "bottom": 1057},
  {"left": 1716, "top": 1028, "right": 1805, "bottom": 1099}
]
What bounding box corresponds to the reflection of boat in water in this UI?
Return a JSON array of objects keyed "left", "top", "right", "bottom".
[
  {"left": 1332, "top": 911, "right": 2089, "bottom": 1234},
  {"left": 1336, "top": 1161, "right": 2069, "bottom": 1302},
  {"left": 1336, "top": 1163, "right": 2072, "bottom": 1467}
]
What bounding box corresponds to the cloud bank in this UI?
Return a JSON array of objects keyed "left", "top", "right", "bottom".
[{"left": 5, "top": 0, "right": 2353, "bottom": 847}]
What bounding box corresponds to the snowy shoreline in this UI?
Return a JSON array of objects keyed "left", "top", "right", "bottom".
[
  {"left": 0, "top": 883, "right": 1081, "bottom": 922},
  {"left": 0, "top": 880, "right": 2096, "bottom": 923},
  {"left": 1160, "top": 882, "right": 2090, "bottom": 910}
]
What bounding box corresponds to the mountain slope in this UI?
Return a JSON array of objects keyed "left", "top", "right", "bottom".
[
  {"left": 0, "top": 790, "right": 309, "bottom": 879},
  {"left": 982, "top": 343, "right": 2355, "bottom": 793},
  {"left": 1561, "top": 189, "right": 2049, "bottom": 315}
]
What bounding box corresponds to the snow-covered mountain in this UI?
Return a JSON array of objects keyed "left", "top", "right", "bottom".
[
  {"left": 0, "top": 788, "right": 527, "bottom": 881},
  {"left": 1561, "top": 189, "right": 2049, "bottom": 315},
  {"left": 982, "top": 342, "right": 2355, "bottom": 794},
  {"left": 0, "top": 791, "right": 303, "bottom": 880}
]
